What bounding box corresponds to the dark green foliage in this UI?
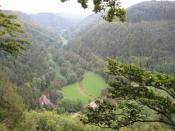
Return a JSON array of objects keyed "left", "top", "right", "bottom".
[
  {"left": 83, "top": 59, "right": 175, "bottom": 129},
  {"left": 1, "top": 1, "right": 175, "bottom": 130},
  {"left": 0, "top": 11, "right": 64, "bottom": 109},
  {"left": 50, "top": 89, "right": 63, "bottom": 104},
  {"left": 0, "top": 11, "right": 96, "bottom": 109},
  {"left": 69, "top": 20, "right": 175, "bottom": 74},
  {"left": 93, "top": 0, "right": 103, "bottom": 13},
  {"left": 53, "top": 49, "right": 87, "bottom": 85},
  {"left": 61, "top": 0, "right": 126, "bottom": 22},
  {"left": 0, "top": 10, "right": 30, "bottom": 55},
  {"left": 57, "top": 99, "right": 83, "bottom": 113},
  {"left": 68, "top": 1, "right": 175, "bottom": 76},
  {"left": 78, "top": 0, "right": 88, "bottom": 8},
  {"left": 0, "top": 71, "right": 25, "bottom": 129},
  {"left": 103, "top": 5, "right": 126, "bottom": 22}
]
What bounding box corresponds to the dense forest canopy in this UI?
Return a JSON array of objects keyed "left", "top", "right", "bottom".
[
  {"left": 68, "top": 1, "right": 175, "bottom": 74},
  {"left": 127, "top": 1, "right": 175, "bottom": 22}
]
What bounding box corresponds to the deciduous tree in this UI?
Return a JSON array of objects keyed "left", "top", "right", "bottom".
[
  {"left": 83, "top": 58, "right": 175, "bottom": 130},
  {"left": 61, "top": 0, "right": 126, "bottom": 22},
  {"left": 0, "top": 10, "right": 30, "bottom": 55}
]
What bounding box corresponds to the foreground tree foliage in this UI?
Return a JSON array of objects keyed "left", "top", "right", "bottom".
[
  {"left": 60, "top": 0, "right": 126, "bottom": 22},
  {"left": 83, "top": 58, "right": 175, "bottom": 130},
  {"left": 0, "top": 10, "right": 30, "bottom": 55},
  {"left": 16, "top": 111, "right": 111, "bottom": 131},
  {"left": 0, "top": 71, "right": 25, "bottom": 129}
]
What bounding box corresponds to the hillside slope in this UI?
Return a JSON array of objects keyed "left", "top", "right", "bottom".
[
  {"left": 68, "top": 1, "right": 175, "bottom": 74},
  {"left": 71, "top": 1, "right": 175, "bottom": 35},
  {"left": 0, "top": 10, "right": 106, "bottom": 108},
  {"left": 127, "top": 1, "right": 175, "bottom": 22}
]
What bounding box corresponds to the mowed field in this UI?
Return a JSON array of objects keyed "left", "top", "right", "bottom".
[{"left": 62, "top": 72, "right": 108, "bottom": 105}]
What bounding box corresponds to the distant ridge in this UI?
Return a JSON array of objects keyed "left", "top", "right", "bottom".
[
  {"left": 127, "top": 1, "right": 175, "bottom": 22},
  {"left": 30, "top": 13, "right": 83, "bottom": 33}
]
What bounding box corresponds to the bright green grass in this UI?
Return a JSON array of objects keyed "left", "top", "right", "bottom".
[
  {"left": 82, "top": 72, "right": 108, "bottom": 97},
  {"left": 62, "top": 83, "right": 91, "bottom": 104},
  {"left": 62, "top": 72, "right": 108, "bottom": 105}
]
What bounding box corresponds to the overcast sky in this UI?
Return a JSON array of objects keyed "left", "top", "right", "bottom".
[{"left": 0, "top": 0, "right": 164, "bottom": 16}]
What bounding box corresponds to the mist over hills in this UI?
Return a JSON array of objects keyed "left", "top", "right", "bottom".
[
  {"left": 5, "top": 1, "right": 175, "bottom": 39},
  {"left": 30, "top": 13, "right": 84, "bottom": 37},
  {"left": 3, "top": 0, "right": 175, "bottom": 84},
  {"left": 1, "top": 1, "right": 175, "bottom": 130},
  {"left": 2, "top": 0, "right": 175, "bottom": 86},
  {"left": 1, "top": 0, "right": 175, "bottom": 115}
]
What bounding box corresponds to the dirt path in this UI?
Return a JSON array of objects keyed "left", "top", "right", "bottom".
[{"left": 78, "top": 83, "right": 95, "bottom": 99}]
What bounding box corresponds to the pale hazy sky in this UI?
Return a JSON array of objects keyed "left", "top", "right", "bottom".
[{"left": 0, "top": 0, "right": 163, "bottom": 16}]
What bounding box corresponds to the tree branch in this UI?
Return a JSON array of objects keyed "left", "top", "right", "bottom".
[
  {"left": 147, "top": 105, "right": 174, "bottom": 125},
  {"left": 157, "top": 86, "right": 175, "bottom": 99}
]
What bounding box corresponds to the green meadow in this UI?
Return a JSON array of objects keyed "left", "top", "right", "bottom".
[{"left": 62, "top": 72, "right": 108, "bottom": 105}]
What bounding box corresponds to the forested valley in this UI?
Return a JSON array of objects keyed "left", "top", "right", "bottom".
[{"left": 0, "top": 1, "right": 175, "bottom": 131}]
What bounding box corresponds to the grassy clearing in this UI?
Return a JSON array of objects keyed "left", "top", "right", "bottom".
[
  {"left": 82, "top": 72, "right": 108, "bottom": 97},
  {"left": 62, "top": 83, "right": 91, "bottom": 104},
  {"left": 62, "top": 72, "right": 108, "bottom": 105}
]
